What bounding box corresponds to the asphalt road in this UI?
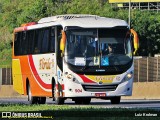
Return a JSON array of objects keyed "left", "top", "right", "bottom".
[{"left": 0, "top": 98, "right": 160, "bottom": 109}]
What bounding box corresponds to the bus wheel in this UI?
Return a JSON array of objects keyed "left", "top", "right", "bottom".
[
  {"left": 37, "top": 97, "right": 46, "bottom": 104},
  {"left": 110, "top": 97, "right": 121, "bottom": 104},
  {"left": 27, "top": 84, "right": 38, "bottom": 104},
  {"left": 54, "top": 85, "right": 64, "bottom": 105}
]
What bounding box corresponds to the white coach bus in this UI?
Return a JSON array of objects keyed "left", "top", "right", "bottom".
[{"left": 12, "top": 14, "right": 138, "bottom": 104}]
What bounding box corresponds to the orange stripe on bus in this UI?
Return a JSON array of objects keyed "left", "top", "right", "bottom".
[{"left": 28, "top": 55, "right": 52, "bottom": 89}]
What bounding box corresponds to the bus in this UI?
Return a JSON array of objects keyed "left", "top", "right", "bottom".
[{"left": 12, "top": 14, "right": 139, "bottom": 104}]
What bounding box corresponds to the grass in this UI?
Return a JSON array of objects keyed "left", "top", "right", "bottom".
[
  {"left": 0, "top": 103, "right": 158, "bottom": 112},
  {"left": 0, "top": 104, "right": 72, "bottom": 111},
  {"left": 0, "top": 104, "right": 159, "bottom": 120}
]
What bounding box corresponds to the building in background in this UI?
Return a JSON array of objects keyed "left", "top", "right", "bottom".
[{"left": 109, "top": 0, "right": 160, "bottom": 12}]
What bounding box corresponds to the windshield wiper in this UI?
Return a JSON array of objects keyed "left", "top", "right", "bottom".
[
  {"left": 81, "top": 65, "right": 88, "bottom": 71},
  {"left": 113, "top": 65, "right": 119, "bottom": 71},
  {"left": 81, "top": 60, "right": 89, "bottom": 71}
]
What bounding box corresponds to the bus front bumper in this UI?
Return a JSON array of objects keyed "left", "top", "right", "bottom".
[{"left": 64, "top": 78, "right": 133, "bottom": 98}]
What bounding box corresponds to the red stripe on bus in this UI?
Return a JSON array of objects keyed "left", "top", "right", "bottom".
[
  {"left": 23, "top": 26, "right": 27, "bottom": 31},
  {"left": 78, "top": 75, "right": 95, "bottom": 83},
  {"left": 56, "top": 84, "right": 64, "bottom": 90},
  {"left": 28, "top": 55, "right": 51, "bottom": 89}
]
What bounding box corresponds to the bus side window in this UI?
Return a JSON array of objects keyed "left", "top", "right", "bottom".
[
  {"left": 50, "top": 27, "right": 55, "bottom": 52},
  {"left": 41, "top": 28, "right": 49, "bottom": 53},
  {"left": 22, "top": 31, "right": 27, "bottom": 55},
  {"left": 14, "top": 33, "right": 19, "bottom": 55},
  {"left": 27, "top": 30, "right": 35, "bottom": 54},
  {"left": 35, "top": 29, "right": 43, "bottom": 54},
  {"left": 14, "top": 31, "right": 29, "bottom": 56},
  {"left": 29, "top": 30, "right": 35, "bottom": 54},
  {"left": 15, "top": 32, "right": 23, "bottom": 56}
]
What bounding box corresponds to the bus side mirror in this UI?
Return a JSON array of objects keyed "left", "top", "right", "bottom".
[
  {"left": 131, "top": 29, "right": 139, "bottom": 55},
  {"left": 60, "top": 30, "right": 66, "bottom": 57}
]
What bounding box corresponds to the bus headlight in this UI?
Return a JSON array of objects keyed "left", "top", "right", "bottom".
[
  {"left": 123, "top": 71, "right": 133, "bottom": 82},
  {"left": 67, "top": 74, "right": 72, "bottom": 79},
  {"left": 65, "top": 71, "right": 80, "bottom": 84},
  {"left": 65, "top": 72, "right": 73, "bottom": 79},
  {"left": 126, "top": 73, "right": 132, "bottom": 79}
]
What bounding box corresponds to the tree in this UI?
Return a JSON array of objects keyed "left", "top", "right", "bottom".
[
  {"left": 131, "top": 11, "right": 160, "bottom": 56},
  {"left": 0, "top": 0, "right": 160, "bottom": 66}
]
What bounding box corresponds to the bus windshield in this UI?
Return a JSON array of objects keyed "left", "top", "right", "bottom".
[{"left": 65, "top": 28, "right": 132, "bottom": 68}]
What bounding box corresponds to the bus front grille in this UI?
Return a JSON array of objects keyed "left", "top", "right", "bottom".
[{"left": 82, "top": 84, "right": 118, "bottom": 92}]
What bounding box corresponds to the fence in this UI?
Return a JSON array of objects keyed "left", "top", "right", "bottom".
[
  {"left": 134, "top": 57, "right": 160, "bottom": 82},
  {"left": 0, "top": 57, "right": 160, "bottom": 85},
  {"left": 0, "top": 68, "right": 12, "bottom": 85}
]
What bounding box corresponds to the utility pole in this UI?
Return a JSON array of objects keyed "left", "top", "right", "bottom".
[{"left": 129, "top": 0, "right": 131, "bottom": 28}]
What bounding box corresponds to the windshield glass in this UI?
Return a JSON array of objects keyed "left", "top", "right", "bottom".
[{"left": 64, "top": 28, "right": 132, "bottom": 67}]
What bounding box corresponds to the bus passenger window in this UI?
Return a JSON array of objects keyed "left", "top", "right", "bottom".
[
  {"left": 41, "top": 28, "right": 49, "bottom": 53},
  {"left": 22, "top": 31, "right": 27, "bottom": 55},
  {"left": 14, "top": 33, "right": 19, "bottom": 55},
  {"left": 50, "top": 27, "right": 55, "bottom": 52},
  {"left": 34, "top": 47, "right": 40, "bottom": 53},
  {"left": 33, "top": 30, "right": 41, "bottom": 54},
  {"left": 15, "top": 32, "right": 23, "bottom": 56},
  {"left": 27, "top": 30, "right": 35, "bottom": 54},
  {"left": 37, "top": 29, "right": 43, "bottom": 53}
]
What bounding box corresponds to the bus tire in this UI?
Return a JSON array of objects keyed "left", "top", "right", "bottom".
[
  {"left": 27, "top": 84, "right": 38, "bottom": 104},
  {"left": 37, "top": 97, "right": 46, "bottom": 104},
  {"left": 54, "top": 85, "right": 64, "bottom": 105},
  {"left": 110, "top": 96, "right": 121, "bottom": 104}
]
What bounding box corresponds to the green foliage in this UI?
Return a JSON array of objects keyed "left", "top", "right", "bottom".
[
  {"left": 131, "top": 11, "right": 160, "bottom": 56},
  {"left": 0, "top": 0, "right": 160, "bottom": 66},
  {"left": 0, "top": 48, "right": 12, "bottom": 67}
]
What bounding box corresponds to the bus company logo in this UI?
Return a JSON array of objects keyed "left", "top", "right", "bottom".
[
  {"left": 95, "top": 76, "right": 114, "bottom": 81},
  {"left": 39, "top": 58, "right": 54, "bottom": 70},
  {"left": 1, "top": 112, "right": 46, "bottom": 119},
  {"left": 2, "top": 112, "right": 11, "bottom": 118}
]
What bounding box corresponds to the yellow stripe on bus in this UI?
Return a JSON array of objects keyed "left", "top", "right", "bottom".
[
  {"left": 86, "top": 75, "right": 116, "bottom": 83},
  {"left": 12, "top": 59, "right": 24, "bottom": 94}
]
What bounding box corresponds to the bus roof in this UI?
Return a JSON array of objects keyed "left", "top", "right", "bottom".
[
  {"left": 15, "top": 14, "right": 129, "bottom": 32},
  {"left": 60, "top": 17, "right": 128, "bottom": 28}
]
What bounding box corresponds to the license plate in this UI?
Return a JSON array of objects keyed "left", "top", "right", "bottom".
[{"left": 95, "top": 93, "right": 106, "bottom": 97}]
